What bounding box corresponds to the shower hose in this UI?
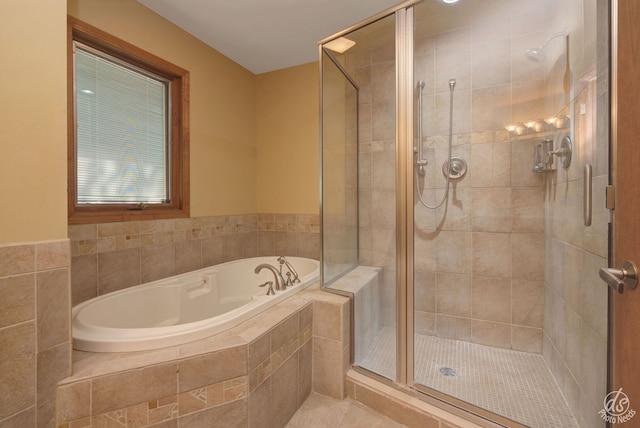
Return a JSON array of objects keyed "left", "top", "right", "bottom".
[{"left": 416, "top": 79, "right": 456, "bottom": 209}]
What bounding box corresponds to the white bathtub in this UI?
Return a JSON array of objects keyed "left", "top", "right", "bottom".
[{"left": 72, "top": 256, "right": 319, "bottom": 352}]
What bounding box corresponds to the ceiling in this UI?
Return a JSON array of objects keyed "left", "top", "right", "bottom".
[{"left": 137, "top": 0, "right": 405, "bottom": 74}]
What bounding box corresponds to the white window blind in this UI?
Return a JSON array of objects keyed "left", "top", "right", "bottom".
[{"left": 75, "top": 44, "right": 169, "bottom": 204}]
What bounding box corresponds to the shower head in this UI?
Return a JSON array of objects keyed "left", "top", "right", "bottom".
[
  {"left": 525, "top": 29, "right": 569, "bottom": 62},
  {"left": 524, "top": 47, "right": 544, "bottom": 62},
  {"left": 449, "top": 79, "right": 456, "bottom": 90}
]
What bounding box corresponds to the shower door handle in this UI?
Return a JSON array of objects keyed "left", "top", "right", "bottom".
[{"left": 599, "top": 261, "right": 638, "bottom": 293}]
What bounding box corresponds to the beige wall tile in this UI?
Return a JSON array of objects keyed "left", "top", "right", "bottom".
[
  {"left": 435, "top": 314, "right": 471, "bottom": 341},
  {"left": 37, "top": 268, "right": 70, "bottom": 350},
  {"left": 436, "top": 273, "right": 471, "bottom": 317},
  {"left": 0, "top": 322, "right": 36, "bottom": 420},
  {"left": 313, "top": 337, "right": 344, "bottom": 400},
  {"left": 36, "top": 240, "right": 70, "bottom": 271},
  {"left": 512, "top": 187, "right": 544, "bottom": 233},
  {"left": 57, "top": 380, "right": 91, "bottom": 424},
  {"left": 178, "top": 399, "right": 247, "bottom": 428},
  {"left": 313, "top": 301, "right": 342, "bottom": 341},
  {"left": 472, "top": 232, "right": 511, "bottom": 279},
  {"left": 202, "top": 236, "right": 225, "bottom": 267},
  {"left": 472, "top": 320, "right": 511, "bottom": 349},
  {"left": 98, "top": 221, "right": 141, "bottom": 238},
  {"left": 70, "top": 254, "right": 97, "bottom": 306},
  {"left": 178, "top": 347, "right": 247, "bottom": 393},
  {"left": 97, "top": 248, "right": 141, "bottom": 295},
  {"left": 37, "top": 341, "right": 71, "bottom": 416},
  {"left": 248, "top": 378, "right": 270, "bottom": 428},
  {"left": 0, "top": 273, "right": 35, "bottom": 329},
  {"left": 175, "top": 240, "right": 202, "bottom": 275},
  {"left": 472, "top": 85, "right": 511, "bottom": 133},
  {"left": 471, "top": 276, "right": 511, "bottom": 323},
  {"left": 415, "top": 270, "right": 435, "bottom": 313},
  {"left": 512, "top": 279, "right": 544, "bottom": 328},
  {"left": 141, "top": 243, "right": 175, "bottom": 283},
  {"left": 472, "top": 39, "right": 511, "bottom": 89},
  {"left": 270, "top": 353, "right": 299, "bottom": 428},
  {"left": 435, "top": 231, "right": 472, "bottom": 275},
  {"left": 0, "top": 406, "right": 36, "bottom": 427},
  {"left": 92, "top": 363, "right": 177, "bottom": 415},
  {"left": 512, "top": 233, "right": 544, "bottom": 281},
  {"left": 0, "top": 244, "right": 35, "bottom": 277},
  {"left": 511, "top": 326, "right": 542, "bottom": 353},
  {"left": 298, "top": 340, "right": 313, "bottom": 407},
  {"left": 471, "top": 187, "right": 512, "bottom": 232}
]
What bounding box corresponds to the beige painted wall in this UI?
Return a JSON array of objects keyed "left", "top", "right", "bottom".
[
  {"left": 0, "top": 0, "right": 320, "bottom": 246},
  {"left": 256, "top": 62, "right": 319, "bottom": 214},
  {"left": 0, "top": 0, "right": 68, "bottom": 244},
  {"left": 68, "top": 0, "right": 258, "bottom": 218}
]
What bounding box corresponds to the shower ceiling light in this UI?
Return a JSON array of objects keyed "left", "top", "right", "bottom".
[
  {"left": 324, "top": 37, "right": 356, "bottom": 53},
  {"left": 442, "top": 0, "right": 459, "bottom": 3}
]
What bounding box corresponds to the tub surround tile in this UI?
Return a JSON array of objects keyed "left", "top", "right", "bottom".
[
  {"left": 0, "top": 321, "right": 36, "bottom": 421},
  {"left": 97, "top": 248, "right": 141, "bottom": 295},
  {"left": 58, "top": 291, "right": 346, "bottom": 428},
  {"left": 248, "top": 378, "right": 270, "bottom": 428},
  {"left": 57, "top": 381, "right": 91, "bottom": 423},
  {"left": 70, "top": 214, "right": 320, "bottom": 305},
  {"left": 178, "top": 346, "right": 247, "bottom": 393},
  {"left": 70, "top": 254, "right": 98, "bottom": 306},
  {"left": 0, "top": 273, "right": 35, "bottom": 329},
  {"left": 1, "top": 406, "right": 37, "bottom": 427},
  {"left": 270, "top": 353, "right": 300, "bottom": 428},
  {"left": 36, "top": 241, "right": 71, "bottom": 271},
  {"left": 0, "top": 239, "right": 71, "bottom": 428},
  {"left": 37, "top": 268, "right": 70, "bottom": 351},
  {"left": 92, "top": 363, "right": 177, "bottom": 415},
  {"left": 0, "top": 243, "right": 35, "bottom": 277}
]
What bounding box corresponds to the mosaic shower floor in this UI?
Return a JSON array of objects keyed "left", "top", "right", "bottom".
[{"left": 359, "top": 327, "right": 578, "bottom": 428}]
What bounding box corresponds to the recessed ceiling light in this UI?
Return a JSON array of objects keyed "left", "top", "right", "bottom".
[
  {"left": 324, "top": 37, "right": 356, "bottom": 53},
  {"left": 443, "top": 0, "right": 459, "bottom": 3}
]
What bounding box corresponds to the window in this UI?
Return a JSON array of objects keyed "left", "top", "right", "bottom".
[{"left": 68, "top": 17, "right": 189, "bottom": 224}]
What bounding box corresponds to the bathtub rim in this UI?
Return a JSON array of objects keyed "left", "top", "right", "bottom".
[{"left": 72, "top": 256, "right": 319, "bottom": 353}]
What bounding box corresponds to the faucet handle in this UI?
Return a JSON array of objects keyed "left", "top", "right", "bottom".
[
  {"left": 285, "top": 272, "right": 292, "bottom": 288},
  {"left": 259, "top": 281, "right": 275, "bottom": 295}
]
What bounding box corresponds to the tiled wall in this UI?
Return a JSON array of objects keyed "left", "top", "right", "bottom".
[
  {"left": 344, "top": 6, "right": 547, "bottom": 351},
  {"left": 69, "top": 213, "right": 319, "bottom": 305},
  {"left": 56, "top": 291, "right": 350, "bottom": 428},
  {"left": 0, "top": 240, "right": 71, "bottom": 427}
]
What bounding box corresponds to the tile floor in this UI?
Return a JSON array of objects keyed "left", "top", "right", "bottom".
[
  {"left": 287, "top": 392, "right": 408, "bottom": 428},
  {"left": 359, "top": 327, "right": 579, "bottom": 428}
]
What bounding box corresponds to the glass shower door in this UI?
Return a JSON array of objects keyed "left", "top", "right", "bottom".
[
  {"left": 321, "top": 12, "right": 398, "bottom": 380},
  {"left": 411, "top": 1, "right": 609, "bottom": 427}
]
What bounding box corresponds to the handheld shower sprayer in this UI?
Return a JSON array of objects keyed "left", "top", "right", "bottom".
[
  {"left": 415, "top": 77, "right": 465, "bottom": 210},
  {"left": 416, "top": 80, "right": 427, "bottom": 175}
]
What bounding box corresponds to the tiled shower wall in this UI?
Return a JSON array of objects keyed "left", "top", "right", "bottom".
[
  {"left": 348, "top": 5, "right": 549, "bottom": 350},
  {"left": 69, "top": 213, "right": 319, "bottom": 306},
  {"left": 0, "top": 240, "right": 71, "bottom": 427}
]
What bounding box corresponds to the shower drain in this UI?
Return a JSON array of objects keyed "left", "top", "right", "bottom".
[{"left": 438, "top": 366, "right": 457, "bottom": 377}]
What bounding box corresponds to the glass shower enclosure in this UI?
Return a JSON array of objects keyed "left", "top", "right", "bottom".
[{"left": 321, "top": 1, "right": 609, "bottom": 427}]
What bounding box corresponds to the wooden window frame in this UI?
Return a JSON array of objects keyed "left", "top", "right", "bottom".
[{"left": 67, "top": 16, "right": 190, "bottom": 224}]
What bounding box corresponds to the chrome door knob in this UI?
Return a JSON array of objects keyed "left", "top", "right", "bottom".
[{"left": 599, "top": 261, "right": 638, "bottom": 294}]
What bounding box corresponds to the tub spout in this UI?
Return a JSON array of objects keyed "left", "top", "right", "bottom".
[{"left": 254, "top": 263, "right": 286, "bottom": 291}]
